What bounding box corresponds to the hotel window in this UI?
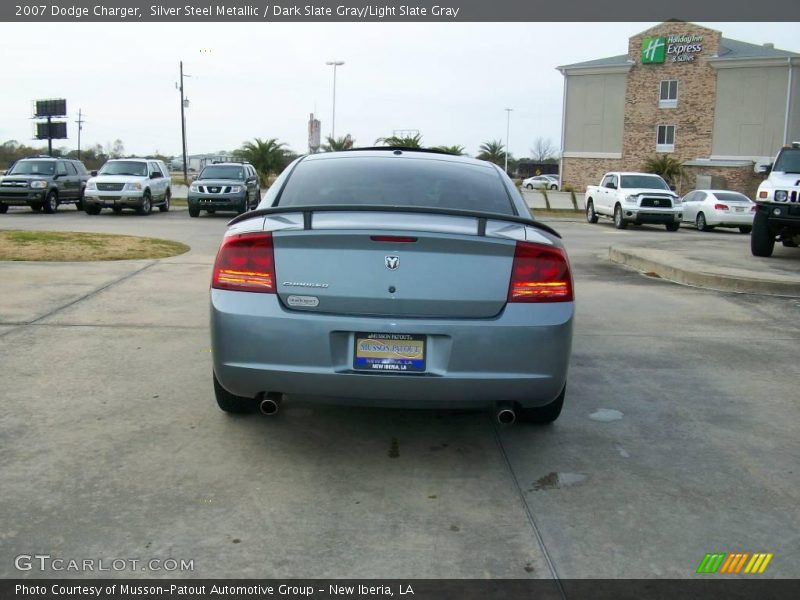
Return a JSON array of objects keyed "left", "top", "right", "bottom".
[
  {"left": 656, "top": 125, "right": 675, "bottom": 152},
  {"left": 659, "top": 80, "right": 678, "bottom": 108}
]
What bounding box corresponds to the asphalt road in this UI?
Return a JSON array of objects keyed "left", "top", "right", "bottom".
[{"left": 0, "top": 207, "right": 798, "bottom": 580}]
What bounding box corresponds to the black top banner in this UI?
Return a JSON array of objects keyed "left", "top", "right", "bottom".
[{"left": 2, "top": 0, "right": 800, "bottom": 22}]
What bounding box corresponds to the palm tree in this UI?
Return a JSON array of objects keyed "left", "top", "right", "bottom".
[
  {"left": 642, "top": 155, "right": 684, "bottom": 186},
  {"left": 375, "top": 133, "right": 423, "bottom": 148},
  {"left": 322, "top": 135, "right": 355, "bottom": 152},
  {"left": 234, "top": 138, "right": 289, "bottom": 178},
  {"left": 476, "top": 140, "right": 508, "bottom": 166},
  {"left": 430, "top": 145, "right": 465, "bottom": 156}
]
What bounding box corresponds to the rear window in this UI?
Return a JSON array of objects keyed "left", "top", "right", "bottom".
[
  {"left": 277, "top": 156, "right": 515, "bottom": 215},
  {"left": 714, "top": 192, "right": 751, "bottom": 203}
]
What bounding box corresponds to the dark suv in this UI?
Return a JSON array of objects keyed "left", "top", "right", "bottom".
[
  {"left": 0, "top": 156, "right": 90, "bottom": 214},
  {"left": 187, "top": 162, "right": 260, "bottom": 217}
]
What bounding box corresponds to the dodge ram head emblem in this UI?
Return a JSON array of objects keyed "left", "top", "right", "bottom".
[{"left": 385, "top": 255, "right": 400, "bottom": 270}]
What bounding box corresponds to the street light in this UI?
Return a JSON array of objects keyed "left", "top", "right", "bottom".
[
  {"left": 504, "top": 108, "right": 513, "bottom": 174},
  {"left": 326, "top": 60, "right": 345, "bottom": 139}
]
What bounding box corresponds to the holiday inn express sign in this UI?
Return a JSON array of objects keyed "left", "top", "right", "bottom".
[{"left": 642, "top": 34, "right": 704, "bottom": 64}]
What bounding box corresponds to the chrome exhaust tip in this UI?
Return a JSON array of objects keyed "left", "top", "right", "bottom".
[
  {"left": 496, "top": 407, "right": 516, "bottom": 425},
  {"left": 259, "top": 393, "right": 281, "bottom": 416}
]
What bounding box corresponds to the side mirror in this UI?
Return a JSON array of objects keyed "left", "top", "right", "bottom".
[
  {"left": 757, "top": 163, "right": 773, "bottom": 175},
  {"left": 91, "top": 170, "right": 98, "bottom": 177},
  {"left": 669, "top": 184, "right": 676, "bottom": 191}
]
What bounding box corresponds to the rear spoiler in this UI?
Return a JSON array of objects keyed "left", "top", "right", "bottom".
[{"left": 228, "top": 204, "right": 561, "bottom": 239}]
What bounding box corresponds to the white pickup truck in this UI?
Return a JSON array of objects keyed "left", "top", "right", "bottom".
[{"left": 585, "top": 172, "right": 682, "bottom": 231}]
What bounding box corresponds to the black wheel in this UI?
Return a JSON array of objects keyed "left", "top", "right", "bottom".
[
  {"left": 137, "top": 192, "right": 152, "bottom": 215},
  {"left": 112, "top": 206, "right": 123, "bottom": 214},
  {"left": 0, "top": 204, "right": 8, "bottom": 214},
  {"left": 516, "top": 385, "right": 566, "bottom": 424},
  {"left": 696, "top": 212, "right": 713, "bottom": 232},
  {"left": 159, "top": 189, "right": 171, "bottom": 212},
  {"left": 739, "top": 226, "right": 752, "bottom": 234},
  {"left": 188, "top": 206, "right": 200, "bottom": 218},
  {"left": 666, "top": 222, "right": 680, "bottom": 232},
  {"left": 84, "top": 204, "right": 101, "bottom": 215},
  {"left": 43, "top": 190, "right": 58, "bottom": 214},
  {"left": 30, "top": 203, "right": 42, "bottom": 212},
  {"left": 238, "top": 195, "right": 248, "bottom": 215},
  {"left": 253, "top": 189, "right": 261, "bottom": 209},
  {"left": 550, "top": 184, "right": 558, "bottom": 190},
  {"left": 213, "top": 372, "right": 256, "bottom": 413},
  {"left": 751, "top": 210, "right": 775, "bottom": 257},
  {"left": 586, "top": 200, "right": 599, "bottom": 223},
  {"left": 75, "top": 190, "right": 84, "bottom": 211},
  {"left": 525, "top": 184, "right": 533, "bottom": 190},
  {"left": 613, "top": 204, "right": 628, "bottom": 229}
]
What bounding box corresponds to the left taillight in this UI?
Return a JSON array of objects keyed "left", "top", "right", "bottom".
[
  {"left": 507, "top": 241, "right": 573, "bottom": 303},
  {"left": 212, "top": 232, "right": 275, "bottom": 293}
]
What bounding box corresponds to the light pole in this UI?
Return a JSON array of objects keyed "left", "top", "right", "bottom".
[
  {"left": 504, "top": 108, "right": 513, "bottom": 175},
  {"left": 326, "top": 60, "right": 345, "bottom": 140}
]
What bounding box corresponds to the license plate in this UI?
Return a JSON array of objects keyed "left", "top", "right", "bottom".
[
  {"left": 735, "top": 207, "right": 744, "bottom": 212},
  {"left": 353, "top": 333, "right": 426, "bottom": 373}
]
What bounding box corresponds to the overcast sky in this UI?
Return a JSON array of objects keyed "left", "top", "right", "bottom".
[{"left": 1, "top": 21, "right": 797, "bottom": 159}]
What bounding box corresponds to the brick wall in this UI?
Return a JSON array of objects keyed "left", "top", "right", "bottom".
[{"left": 680, "top": 165, "right": 764, "bottom": 199}]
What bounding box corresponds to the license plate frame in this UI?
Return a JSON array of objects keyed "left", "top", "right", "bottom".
[{"left": 353, "top": 332, "right": 426, "bottom": 373}]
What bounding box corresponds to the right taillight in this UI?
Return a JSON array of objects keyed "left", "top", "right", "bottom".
[
  {"left": 508, "top": 241, "right": 573, "bottom": 303},
  {"left": 212, "top": 232, "right": 275, "bottom": 293}
]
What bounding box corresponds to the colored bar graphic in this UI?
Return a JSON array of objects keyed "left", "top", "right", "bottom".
[
  {"left": 733, "top": 553, "right": 750, "bottom": 574},
  {"left": 697, "top": 553, "right": 727, "bottom": 574}
]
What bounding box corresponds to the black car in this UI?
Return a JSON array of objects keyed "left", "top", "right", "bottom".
[
  {"left": 0, "top": 156, "right": 90, "bottom": 213},
  {"left": 187, "top": 162, "right": 260, "bottom": 217}
]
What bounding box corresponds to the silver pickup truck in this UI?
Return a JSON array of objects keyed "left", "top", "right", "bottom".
[{"left": 585, "top": 172, "right": 682, "bottom": 231}]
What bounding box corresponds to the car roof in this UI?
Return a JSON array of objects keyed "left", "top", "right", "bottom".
[
  {"left": 696, "top": 189, "right": 750, "bottom": 195},
  {"left": 204, "top": 162, "right": 248, "bottom": 167},
  {"left": 301, "top": 148, "right": 499, "bottom": 170}
]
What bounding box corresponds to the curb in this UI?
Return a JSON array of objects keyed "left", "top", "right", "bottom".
[{"left": 608, "top": 246, "right": 800, "bottom": 297}]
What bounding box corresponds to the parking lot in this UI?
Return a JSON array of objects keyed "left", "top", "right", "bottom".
[{"left": 1, "top": 207, "right": 798, "bottom": 579}]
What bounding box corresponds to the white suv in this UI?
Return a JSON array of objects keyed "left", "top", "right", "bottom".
[{"left": 84, "top": 159, "right": 171, "bottom": 215}]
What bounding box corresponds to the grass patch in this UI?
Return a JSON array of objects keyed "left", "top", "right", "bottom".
[
  {"left": 530, "top": 209, "right": 584, "bottom": 219},
  {"left": 0, "top": 230, "right": 190, "bottom": 261}
]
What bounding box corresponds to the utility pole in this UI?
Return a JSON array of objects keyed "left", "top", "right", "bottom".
[
  {"left": 75, "top": 109, "right": 85, "bottom": 160},
  {"left": 504, "top": 108, "right": 513, "bottom": 175},
  {"left": 178, "top": 61, "right": 190, "bottom": 184}
]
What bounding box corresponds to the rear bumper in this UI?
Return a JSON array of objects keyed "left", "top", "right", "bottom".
[
  {"left": 705, "top": 212, "right": 754, "bottom": 226},
  {"left": 211, "top": 291, "right": 573, "bottom": 409}
]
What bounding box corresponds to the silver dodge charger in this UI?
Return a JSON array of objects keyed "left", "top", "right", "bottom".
[{"left": 210, "top": 148, "right": 574, "bottom": 424}]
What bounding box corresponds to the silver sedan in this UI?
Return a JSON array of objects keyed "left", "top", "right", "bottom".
[{"left": 210, "top": 149, "right": 574, "bottom": 424}]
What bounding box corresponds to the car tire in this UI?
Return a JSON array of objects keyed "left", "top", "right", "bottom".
[
  {"left": 696, "top": 212, "right": 713, "bottom": 232},
  {"left": 159, "top": 189, "right": 171, "bottom": 212},
  {"left": 188, "top": 206, "right": 200, "bottom": 218},
  {"left": 137, "top": 192, "right": 152, "bottom": 215},
  {"left": 550, "top": 184, "right": 558, "bottom": 190},
  {"left": 84, "top": 204, "right": 101, "bottom": 215},
  {"left": 43, "top": 190, "right": 58, "bottom": 214},
  {"left": 586, "top": 200, "right": 599, "bottom": 224},
  {"left": 739, "top": 226, "right": 752, "bottom": 234},
  {"left": 751, "top": 211, "right": 775, "bottom": 257},
  {"left": 30, "top": 203, "right": 42, "bottom": 212},
  {"left": 666, "top": 222, "right": 680, "bottom": 232},
  {"left": 516, "top": 385, "right": 566, "bottom": 424},
  {"left": 0, "top": 204, "right": 8, "bottom": 214},
  {"left": 238, "top": 195, "right": 248, "bottom": 215},
  {"left": 613, "top": 204, "right": 628, "bottom": 229},
  {"left": 213, "top": 372, "right": 256, "bottom": 413},
  {"left": 75, "top": 190, "right": 84, "bottom": 211},
  {"left": 253, "top": 189, "right": 261, "bottom": 208}
]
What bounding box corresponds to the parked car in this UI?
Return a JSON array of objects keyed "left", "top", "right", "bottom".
[
  {"left": 681, "top": 190, "right": 755, "bottom": 233},
  {"left": 585, "top": 172, "right": 682, "bottom": 230},
  {"left": 751, "top": 142, "right": 800, "bottom": 256},
  {"left": 522, "top": 175, "right": 559, "bottom": 190},
  {"left": 0, "top": 156, "right": 89, "bottom": 213},
  {"left": 83, "top": 158, "right": 171, "bottom": 215},
  {"left": 210, "top": 149, "right": 574, "bottom": 424},
  {"left": 187, "top": 162, "right": 260, "bottom": 217}
]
